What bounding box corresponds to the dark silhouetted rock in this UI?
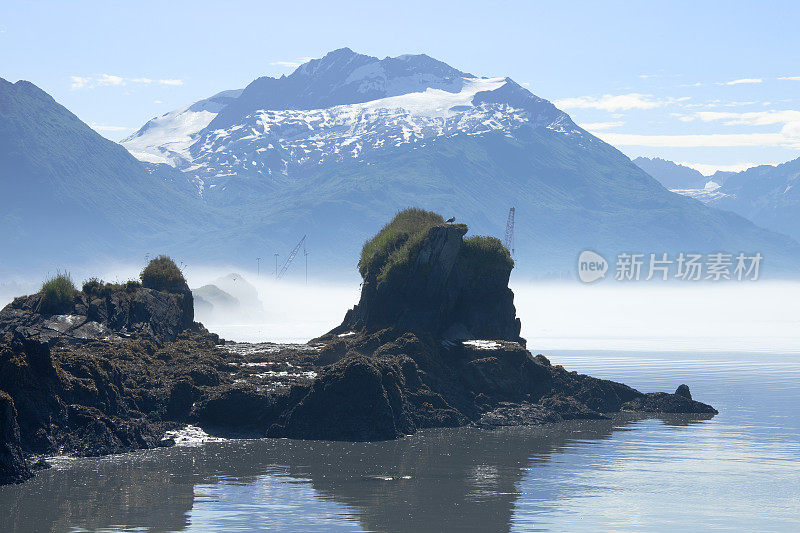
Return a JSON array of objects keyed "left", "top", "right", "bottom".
[
  {"left": 334, "top": 217, "right": 522, "bottom": 345},
  {"left": 675, "top": 384, "right": 692, "bottom": 399},
  {"left": 621, "top": 392, "right": 716, "bottom": 414},
  {"left": 0, "top": 390, "right": 31, "bottom": 484}
]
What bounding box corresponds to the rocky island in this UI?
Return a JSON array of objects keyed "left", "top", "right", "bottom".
[{"left": 0, "top": 210, "right": 716, "bottom": 485}]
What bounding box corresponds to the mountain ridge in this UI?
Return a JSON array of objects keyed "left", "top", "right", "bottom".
[
  {"left": 633, "top": 157, "right": 708, "bottom": 189},
  {"left": 5, "top": 49, "right": 800, "bottom": 277},
  {"left": 0, "top": 76, "right": 220, "bottom": 274},
  {"left": 636, "top": 155, "right": 800, "bottom": 243}
]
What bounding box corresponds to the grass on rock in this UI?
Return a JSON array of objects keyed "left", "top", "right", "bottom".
[
  {"left": 140, "top": 255, "right": 186, "bottom": 291},
  {"left": 358, "top": 208, "right": 444, "bottom": 282},
  {"left": 40, "top": 272, "right": 76, "bottom": 313}
]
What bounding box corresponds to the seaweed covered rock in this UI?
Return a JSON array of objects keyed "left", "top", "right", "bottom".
[
  {"left": 270, "top": 349, "right": 466, "bottom": 441},
  {"left": 335, "top": 208, "right": 522, "bottom": 344},
  {"left": 0, "top": 390, "right": 31, "bottom": 484}
]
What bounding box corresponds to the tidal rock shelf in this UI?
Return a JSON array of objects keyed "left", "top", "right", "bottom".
[{"left": 0, "top": 212, "right": 717, "bottom": 485}]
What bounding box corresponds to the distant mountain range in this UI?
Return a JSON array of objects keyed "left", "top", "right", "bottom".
[
  {"left": 3, "top": 49, "right": 800, "bottom": 278},
  {"left": 633, "top": 157, "right": 708, "bottom": 189},
  {"left": 636, "top": 156, "right": 800, "bottom": 243}
]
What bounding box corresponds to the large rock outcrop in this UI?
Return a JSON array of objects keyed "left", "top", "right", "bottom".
[
  {"left": 335, "top": 212, "right": 522, "bottom": 344},
  {"left": 0, "top": 273, "right": 210, "bottom": 484},
  {"left": 264, "top": 209, "right": 717, "bottom": 441}
]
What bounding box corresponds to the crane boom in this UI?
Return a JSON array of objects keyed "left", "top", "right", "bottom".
[
  {"left": 503, "top": 207, "right": 515, "bottom": 256},
  {"left": 277, "top": 235, "right": 306, "bottom": 280}
]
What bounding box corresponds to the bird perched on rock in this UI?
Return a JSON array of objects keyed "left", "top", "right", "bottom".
[{"left": 445, "top": 217, "right": 455, "bottom": 224}]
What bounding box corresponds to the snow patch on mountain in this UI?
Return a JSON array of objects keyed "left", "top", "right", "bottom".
[
  {"left": 671, "top": 181, "right": 730, "bottom": 202},
  {"left": 123, "top": 107, "right": 217, "bottom": 165},
  {"left": 122, "top": 89, "right": 242, "bottom": 166},
  {"left": 346, "top": 76, "right": 505, "bottom": 116},
  {"left": 182, "top": 77, "right": 578, "bottom": 182},
  {"left": 122, "top": 52, "right": 580, "bottom": 189}
]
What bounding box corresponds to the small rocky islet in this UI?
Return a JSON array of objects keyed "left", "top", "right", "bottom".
[{"left": 0, "top": 209, "right": 716, "bottom": 485}]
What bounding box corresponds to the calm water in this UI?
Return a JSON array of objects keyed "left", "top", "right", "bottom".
[{"left": 1, "top": 350, "right": 799, "bottom": 532}]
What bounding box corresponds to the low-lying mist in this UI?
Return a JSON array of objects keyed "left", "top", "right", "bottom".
[{"left": 2, "top": 264, "right": 798, "bottom": 354}]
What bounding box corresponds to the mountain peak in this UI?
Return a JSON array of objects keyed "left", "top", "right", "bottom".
[
  {"left": 124, "top": 49, "right": 577, "bottom": 173},
  {"left": 292, "top": 47, "right": 376, "bottom": 78},
  {"left": 206, "top": 49, "right": 482, "bottom": 130}
]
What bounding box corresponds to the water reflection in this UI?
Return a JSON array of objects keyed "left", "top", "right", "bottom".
[{"left": 0, "top": 414, "right": 712, "bottom": 533}]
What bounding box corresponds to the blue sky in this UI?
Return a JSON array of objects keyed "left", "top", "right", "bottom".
[{"left": 2, "top": 0, "right": 799, "bottom": 174}]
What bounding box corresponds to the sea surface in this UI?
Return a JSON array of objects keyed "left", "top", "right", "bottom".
[{"left": 1, "top": 349, "right": 798, "bottom": 532}]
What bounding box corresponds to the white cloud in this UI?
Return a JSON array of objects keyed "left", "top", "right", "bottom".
[
  {"left": 269, "top": 56, "right": 317, "bottom": 69},
  {"left": 270, "top": 61, "right": 303, "bottom": 68},
  {"left": 723, "top": 101, "right": 757, "bottom": 107},
  {"left": 629, "top": 109, "right": 800, "bottom": 150},
  {"left": 90, "top": 123, "right": 131, "bottom": 132},
  {"left": 596, "top": 132, "right": 797, "bottom": 148},
  {"left": 677, "top": 161, "right": 772, "bottom": 176},
  {"left": 692, "top": 109, "right": 800, "bottom": 127},
  {"left": 153, "top": 100, "right": 163, "bottom": 104},
  {"left": 722, "top": 78, "right": 762, "bottom": 85},
  {"left": 554, "top": 93, "right": 688, "bottom": 112},
  {"left": 97, "top": 74, "right": 124, "bottom": 86},
  {"left": 69, "top": 75, "right": 184, "bottom": 89},
  {"left": 670, "top": 113, "right": 696, "bottom": 122},
  {"left": 70, "top": 76, "right": 91, "bottom": 89},
  {"left": 778, "top": 76, "right": 800, "bottom": 81},
  {"left": 579, "top": 121, "right": 625, "bottom": 131}
]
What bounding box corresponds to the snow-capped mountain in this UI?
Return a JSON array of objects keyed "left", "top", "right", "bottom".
[
  {"left": 7, "top": 50, "right": 800, "bottom": 277},
  {"left": 637, "top": 156, "right": 800, "bottom": 243},
  {"left": 124, "top": 49, "right": 581, "bottom": 192},
  {"left": 115, "top": 49, "right": 800, "bottom": 275},
  {"left": 703, "top": 160, "right": 800, "bottom": 242}
]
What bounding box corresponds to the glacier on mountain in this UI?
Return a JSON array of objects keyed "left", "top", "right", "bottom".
[
  {"left": 121, "top": 52, "right": 580, "bottom": 186},
  {"left": 122, "top": 89, "right": 242, "bottom": 166}
]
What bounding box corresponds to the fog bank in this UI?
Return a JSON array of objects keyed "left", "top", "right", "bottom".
[{"left": 2, "top": 265, "right": 797, "bottom": 354}]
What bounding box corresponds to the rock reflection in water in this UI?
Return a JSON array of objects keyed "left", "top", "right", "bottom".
[{"left": 0, "top": 413, "right": 711, "bottom": 533}]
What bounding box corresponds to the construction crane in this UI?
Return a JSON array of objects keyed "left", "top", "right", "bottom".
[
  {"left": 503, "top": 207, "right": 515, "bottom": 256},
  {"left": 277, "top": 235, "right": 307, "bottom": 280}
]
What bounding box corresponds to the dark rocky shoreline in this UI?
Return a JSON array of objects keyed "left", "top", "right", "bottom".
[{"left": 0, "top": 216, "right": 717, "bottom": 486}]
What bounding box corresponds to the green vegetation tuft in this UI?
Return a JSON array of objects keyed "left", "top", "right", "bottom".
[
  {"left": 124, "top": 279, "right": 142, "bottom": 292},
  {"left": 358, "top": 208, "right": 444, "bottom": 281},
  {"left": 140, "top": 255, "right": 186, "bottom": 291},
  {"left": 40, "top": 272, "right": 76, "bottom": 313},
  {"left": 82, "top": 277, "right": 142, "bottom": 297},
  {"left": 461, "top": 236, "right": 514, "bottom": 275},
  {"left": 81, "top": 277, "right": 104, "bottom": 296}
]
